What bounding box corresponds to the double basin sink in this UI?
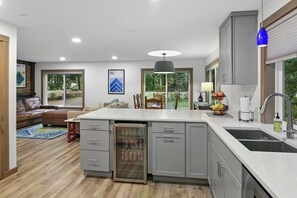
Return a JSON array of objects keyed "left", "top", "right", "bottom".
[{"left": 225, "top": 129, "right": 297, "bottom": 153}]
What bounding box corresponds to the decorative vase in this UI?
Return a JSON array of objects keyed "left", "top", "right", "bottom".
[{"left": 198, "top": 93, "right": 203, "bottom": 102}]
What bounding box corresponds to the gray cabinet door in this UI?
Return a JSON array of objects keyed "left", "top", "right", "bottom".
[
  {"left": 219, "top": 11, "right": 258, "bottom": 85},
  {"left": 186, "top": 123, "right": 207, "bottom": 179},
  {"left": 219, "top": 18, "right": 233, "bottom": 85},
  {"left": 233, "top": 15, "right": 258, "bottom": 85},
  {"left": 211, "top": 144, "right": 224, "bottom": 198},
  {"left": 223, "top": 165, "right": 241, "bottom": 198},
  {"left": 208, "top": 127, "right": 213, "bottom": 187},
  {"left": 152, "top": 133, "right": 185, "bottom": 177}
]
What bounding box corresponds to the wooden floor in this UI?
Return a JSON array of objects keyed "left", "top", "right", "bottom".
[{"left": 0, "top": 135, "right": 212, "bottom": 198}]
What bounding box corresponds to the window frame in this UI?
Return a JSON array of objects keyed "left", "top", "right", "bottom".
[
  {"left": 141, "top": 68, "right": 193, "bottom": 109},
  {"left": 205, "top": 58, "right": 219, "bottom": 103},
  {"left": 261, "top": 1, "right": 297, "bottom": 123},
  {"left": 41, "top": 69, "right": 85, "bottom": 109}
]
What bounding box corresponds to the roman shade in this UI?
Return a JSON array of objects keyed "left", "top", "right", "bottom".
[{"left": 266, "top": 8, "right": 297, "bottom": 64}]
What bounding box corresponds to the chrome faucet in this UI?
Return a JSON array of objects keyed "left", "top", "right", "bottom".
[{"left": 260, "top": 93, "right": 296, "bottom": 139}]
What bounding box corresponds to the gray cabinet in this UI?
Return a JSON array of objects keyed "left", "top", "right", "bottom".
[
  {"left": 186, "top": 123, "right": 208, "bottom": 179},
  {"left": 208, "top": 127, "right": 213, "bottom": 187},
  {"left": 152, "top": 122, "right": 185, "bottom": 177},
  {"left": 80, "top": 119, "right": 112, "bottom": 177},
  {"left": 219, "top": 11, "right": 258, "bottom": 85},
  {"left": 210, "top": 130, "right": 242, "bottom": 198}
]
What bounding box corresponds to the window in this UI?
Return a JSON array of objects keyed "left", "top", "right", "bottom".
[
  {"left": 141, "top": 68, "right": 193, "bottom": 109},
  {"left": 205, "top": 59, "right": 219, "bottom": 103},
  {"left": 275, "top": 58, "right": 297, "bottom": 124},
  {"left": 42, "top": 70, "right": 85, "bottom": 108}
]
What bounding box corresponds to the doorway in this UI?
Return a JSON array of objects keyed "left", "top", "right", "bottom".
[{"left": 0, "top": 34, "right": 9, "bottom": 179}]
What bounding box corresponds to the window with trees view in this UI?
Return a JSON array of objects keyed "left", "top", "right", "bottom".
[
  {"left": 142, "top": 68, "right": 193, "bottom": 109},
  {"left": 275, "top": 58, "right": 297, "bottom": 125},
  {"left": 42, "top": 70, "right": 84, "bottom": 108}
]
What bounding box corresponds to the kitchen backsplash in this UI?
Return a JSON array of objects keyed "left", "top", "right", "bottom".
[{"left": 221, "top": 85, "right": 260, "bottom": 121}]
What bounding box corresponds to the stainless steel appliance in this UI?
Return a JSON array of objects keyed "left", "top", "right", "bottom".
[
  {"left": 113, "top": 123, "right": 147, "bottom": 183},
  {"left": 242, "top": 166, "right": 271, "bottom": 198}
]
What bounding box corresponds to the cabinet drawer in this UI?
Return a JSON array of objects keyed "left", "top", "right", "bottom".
[
  {"left": 152, "top": 122, "right": 185, "bottom": 134},
  {"left": 212, "top": 131, "right": 242, "bottom": 184},
  {"left": 80, "top": 120, "right": 109, "bottom": 131},
  {"left": 81, "top": 130, "right": 109, "bottom": 151},
  {"left": 80, "top": 150, "right": 109, "bottom": 172}
]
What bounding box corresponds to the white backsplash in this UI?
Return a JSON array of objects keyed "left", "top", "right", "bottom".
[{"left": 221, "top": 85, "right": 260, "bottom": 121}]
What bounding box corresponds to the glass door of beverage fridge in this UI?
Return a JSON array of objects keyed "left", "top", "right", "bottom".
[{"left": 113, "top": 123, "right": 147, "bottom": 183}]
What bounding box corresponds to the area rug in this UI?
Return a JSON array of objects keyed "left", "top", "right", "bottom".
[{"left": 17, "top": 124, "right": 67, "bottom": 140}]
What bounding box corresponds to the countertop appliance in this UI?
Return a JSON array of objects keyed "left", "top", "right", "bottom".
[{"left": 242, "top": 166, "right": 271, "bottom": 198}]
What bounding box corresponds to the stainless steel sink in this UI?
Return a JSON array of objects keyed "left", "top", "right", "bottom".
[
  {"left": 225, "top": 129, "right": 278, "bottom": 141},
  {"left": 239, "top": 141, "right": 297, "bottom": 153},
  {"left": 225, "top": 128, "right": 297, "bottom": 153}
]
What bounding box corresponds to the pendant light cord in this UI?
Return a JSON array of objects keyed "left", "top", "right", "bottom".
[
  {"left": 261, "top": 0, "right": 264, "bottom": 28},
  {"left": 162, "top": 53, "right": 166, "bottom": 61}
]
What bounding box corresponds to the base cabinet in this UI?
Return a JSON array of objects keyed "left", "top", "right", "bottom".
[
  {"left": 80, "top": 119, "right": 112, "bottom": 176},
  {"left": 209, "top": 128, "right": 242, "bottom": 198},
  {"left": 152, "top": 133, "right": 185, "bottom": 177},
  {"left": 186, "top": 123, "right": 208, "bottom": 179}
]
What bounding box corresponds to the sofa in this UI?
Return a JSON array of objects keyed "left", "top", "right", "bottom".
[
  {"left": 67, "top": 101, "right": 128, "bottom": 119},
  {"left": 17, "top": 97, "right": 57, "bottom": 129}
]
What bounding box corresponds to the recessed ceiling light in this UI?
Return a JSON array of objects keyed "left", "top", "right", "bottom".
[
  {"left": 127, "top": 29, "right": 135, "bottom": 34},
  {"left": 72, "top": 37, "right": 81, "bottom": 43},
  {"left": 148, "top": 50, "right": 181, "bottom": 57},
  {"left": 17, "top": 13, "right": 28, "bottom": 17},
  {"left": 0, "top": 1, "right": 2, "bottom": 6},
  {"left": 112, "top": 56, "right": 118, "bottom": 60},
  {"left": 59, "top": 57, "right": 66, "bottom": 61}
]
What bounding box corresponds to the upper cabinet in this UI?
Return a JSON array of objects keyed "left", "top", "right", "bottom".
[{"left": 219, "top": 11, "right": 258, "bottom": 85}]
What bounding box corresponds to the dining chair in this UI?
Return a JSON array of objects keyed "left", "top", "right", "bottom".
[
  {"left": 153, "top": 93, "right": 166, "bottom": 107},
  {"left": 145, "top": 96, "right": 163, "bottom": 109},
  {"left": 174, "top": 93, "right": 179, "bottom": 110},
  {"left": 133, "top": 94, "right": 142, "bottom": 109}
]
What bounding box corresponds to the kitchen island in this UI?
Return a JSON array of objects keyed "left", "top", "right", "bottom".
[{"left": 79, "top": 108, "right": 297, "bottom": 198}]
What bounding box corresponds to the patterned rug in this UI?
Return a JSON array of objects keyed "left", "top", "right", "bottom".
[{"left": 17, "top": 124, "right": 67, "bottom": 140}]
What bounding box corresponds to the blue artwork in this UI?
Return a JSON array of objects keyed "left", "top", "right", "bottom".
[
  {"left": 108, "top": 69, "right": 125, "bottom": 94},
  {"left": 17, "top": 64, "right": 26, "bottom": 87}
]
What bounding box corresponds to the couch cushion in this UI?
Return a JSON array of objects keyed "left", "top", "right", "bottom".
[
  {"left": 23, "top": 97, "right": 41, "bottom": 111},
  {"left": 30, "top": 111, "right": 44, "bottom": 119},
  {"left": 17, "top": 112, "right": 32, "bottom": 122},
  {"left": 83, "top": 102, "right": 102, "bottom": 111},
  {"left": 17, "top": 100, "right": 26, "bottom": 112}
]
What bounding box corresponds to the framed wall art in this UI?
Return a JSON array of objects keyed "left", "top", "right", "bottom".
[
  {"left": 17, "top": 63, "right": 26, "bottom": 87},
  {"left": 108, "top": 69, "right": 125, "bottom": 94}
]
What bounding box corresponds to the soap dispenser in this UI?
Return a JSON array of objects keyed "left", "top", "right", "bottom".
[{"left": 273, "top": 113, "right": 282, "bottom": 132}]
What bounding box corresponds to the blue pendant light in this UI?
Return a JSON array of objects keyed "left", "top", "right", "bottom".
[{"left": 257, "top": 0, "right": 268, "bottom": 47}]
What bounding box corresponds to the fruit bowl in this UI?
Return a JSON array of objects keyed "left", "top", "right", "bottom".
[
  {"left": 210, "top": 102, "right": 228, "bottom": 115},
  {"left": 211, "top": 91, "right": 225, "bottom": 101}
]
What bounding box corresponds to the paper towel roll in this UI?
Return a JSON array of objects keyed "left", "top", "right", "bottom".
[{"left": 240, "top": 97, "right": 250, "bottom": 112}]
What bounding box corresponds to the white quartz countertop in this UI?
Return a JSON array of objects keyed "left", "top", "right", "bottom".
[
  {"left": 79, "top": 108, "right": 297, "bottom": 198},
  {"left": 79, "top": 108, "right": 209, "bottom": 122}
]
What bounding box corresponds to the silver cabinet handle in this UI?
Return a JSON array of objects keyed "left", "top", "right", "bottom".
[
  {"left": 218, "top": 162, "right": 225, "bottom": 178},
  {"left": 164, "top": 127, "right": 174, "bottom": 132},
  {"left": 89, "top": 159, "right": 99, "bottom": 162},
  {"left": 89, "top": 139, "right": 99, "bottom": 142},
  {"left": 217, "top": 161, "right": 221, "bottom": 177}
]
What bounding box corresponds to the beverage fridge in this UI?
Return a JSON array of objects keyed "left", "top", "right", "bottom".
[{"left": 113, "top": 123, "right": 147, "bottom": 183}]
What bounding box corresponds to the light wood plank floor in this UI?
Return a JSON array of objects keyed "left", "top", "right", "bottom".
[{"left": 0, "top": 134, "right": 212, "bottom": 198}]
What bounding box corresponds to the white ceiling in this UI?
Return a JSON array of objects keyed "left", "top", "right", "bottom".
[{"left": 0, "top": 0, "right": 260, "bottom": 63}]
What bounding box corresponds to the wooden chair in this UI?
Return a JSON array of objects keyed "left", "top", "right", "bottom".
[
  {"left": 153, "top": 93, "right": 166, "bottom": 107},
  {"left": 133, "top": 94, "right": 142, "bottom": 109},
  {"left": 174, "top": 93, "right": 179, "bottom": 110},
  {"left": 145, "top": 96, "right": 163, "bottom": 109}
]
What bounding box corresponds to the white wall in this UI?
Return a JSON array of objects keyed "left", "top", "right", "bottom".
[
  {"left": 0, "top": 20, "right": 17, "bottom": 169},
  {"left": 205, "top": 0, "right": 291, "bottom": 120},
  {"left": 35, "top": 59, "right": 205, "bottom": 108}
]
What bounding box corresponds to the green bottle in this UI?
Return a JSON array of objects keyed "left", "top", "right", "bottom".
[{"left": 273, "top": 113, "right": 282, "bottom": 132}]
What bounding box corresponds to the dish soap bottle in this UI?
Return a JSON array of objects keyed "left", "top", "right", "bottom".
[{"left": 273, "top": 113, "right": 282, "bottom": 132}]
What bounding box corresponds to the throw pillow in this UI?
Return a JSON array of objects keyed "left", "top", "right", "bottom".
[
  {"left": 111, "top": 98, "right": 119, "bottom": 103},
  {"left": 83, "top": 102, "right": 102, "bottom": 111},
  {"left": 22, "top": 97, "right": 41, "bottom": 111},
  {"left": 17, "top": 100, "right": 26, "bottom": 112}
]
